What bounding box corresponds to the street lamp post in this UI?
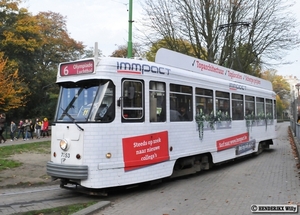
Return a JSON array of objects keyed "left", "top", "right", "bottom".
[
  {"left": 295, "top": 83, "right": 300, "bottom": 120},
  {"left": 127, "top": 0, "right": 133, "bottom": 58}
]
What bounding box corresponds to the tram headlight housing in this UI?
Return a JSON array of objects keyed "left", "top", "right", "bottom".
[{"left": 59, "top": 139, "right": 69, "bottom": 151}]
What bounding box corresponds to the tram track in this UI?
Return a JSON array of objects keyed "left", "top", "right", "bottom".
[{"left": 0, "top": 184, "right": 101, "bottom": 215}]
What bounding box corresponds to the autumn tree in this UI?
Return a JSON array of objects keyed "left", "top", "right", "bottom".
[
  {"left": 111, "top": 45, "right": 129, "bottom": 58},
  {"left": 111, "top": 44, "right": 141, "bottom": 58},
  {"left": 276, "top": 94, "right": 287, "bottom": 119},
  {"left": 0, "top": 3, "right": 42, "bottom": 75},
  {"left": 0, "top": 53, "right": 27, "bottom": 112},
  {"left": 34, "top": 12, "right": 85, "bottom": 72},
  {"left": 140, "top": 0, "right": 300, "bottom": 75},
  {"left": 0, "top": 1, "right": 86, "bottom": 119},
  {"left": 0, "top": 0, "right": 40, "bottom": 118},
  {"left": 25, "top": 11, "right": 85, "bottom": 119},
  {"left": 145, "top": 38, "right": 206, "bottom": 62},
  {"left": 261, "top": 69, "right": 290, "bottom": 117},
  {"left": 261, "top": 69, "right": 290, "bottom": 99}
]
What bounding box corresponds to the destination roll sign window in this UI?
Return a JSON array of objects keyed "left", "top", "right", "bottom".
[{"left": 60, "top": 59, "right": 94, "bottom": 76}]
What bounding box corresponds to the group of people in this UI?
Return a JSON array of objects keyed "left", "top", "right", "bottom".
[{"left": 0, "top": 114, "right": 50, "bottom": 143}]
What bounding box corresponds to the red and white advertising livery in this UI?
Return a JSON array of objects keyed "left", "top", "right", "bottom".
[{"left": 47, "top": 48, "right": 277, "bottom": 193}]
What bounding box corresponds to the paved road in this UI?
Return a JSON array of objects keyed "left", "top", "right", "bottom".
[{"left": 93, "top": 122, "right": 300, "bottom": 215}]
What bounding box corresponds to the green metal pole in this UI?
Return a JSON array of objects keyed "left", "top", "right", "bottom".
[{"left": 127, "top": 0, "right": 133, "bottom": 58}]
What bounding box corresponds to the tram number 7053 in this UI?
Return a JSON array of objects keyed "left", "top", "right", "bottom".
[{"left": 61, "top": 152, "right": 70, "bottom": 159}]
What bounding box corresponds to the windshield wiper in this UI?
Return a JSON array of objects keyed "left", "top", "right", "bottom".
[
  {"left": 58, "top": 88, "right": 84, "bottom": 120},
  {"left": 60, "top": 107, "right": 84, "bottom": 131}
]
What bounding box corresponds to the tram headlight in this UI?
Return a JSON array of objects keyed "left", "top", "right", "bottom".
[{"left": 59, "top": 139, "right": 69, "bottom": 151}]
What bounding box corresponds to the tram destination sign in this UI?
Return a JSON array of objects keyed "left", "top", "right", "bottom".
[{"left": 60, "top": 59, "right": 94, "bottom": 76}]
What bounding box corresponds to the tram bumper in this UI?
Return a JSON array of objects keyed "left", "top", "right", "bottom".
[{"left": 46, "top": 161, "right": 88, "bottom": 180}]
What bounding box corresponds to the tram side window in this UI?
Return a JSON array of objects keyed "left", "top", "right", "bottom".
[
  {"left": 122, "top": 79, "right": 144, "bottom": 122},
  {"left": 256, "top": 97, "right": 265, "bottom": 118},
  {"left": 245, "top": 95, "right": 255, "bottom": 116},
  {"left": 170, "top": 84, "right": 193, "bottom": 122},
  {"left": 215, "top": 91, "right": 230, "bottom": 117},
  {"left": 93, "top": 81, "right": 115, "bottom": 122},
  {"left": 149, "top": 81, "right": 166, "bottom": 122},
  {"left": 195, "top": 88, "right": 213, "bottom": 117},
  {"left": 232, "top": 93, "right": 244, "bottom": 120},
  {"left": 266, "top": 99, "right": 273, "bottom": 119}
]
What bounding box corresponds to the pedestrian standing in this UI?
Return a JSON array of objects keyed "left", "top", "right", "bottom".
[
  {"left": 29, "top": 119, "right": 35, "bottom": 139},
  {"left": 35, "top": 118, "right": 42, "bottom": 139},
  {"left": 23, "top": 119, "right": 30, "bottom": 140},
  {"left": 41, "top": 117, "right": 49, "bottom": 137},
  {"left": 16, "top": 120, "right": 25, "bottom": 140},
  {"left": 0, "top": 113, "right": 6, "bottom": 143},
  {"left": 10, "top": 121, "right": 16, "bottom": 141}
]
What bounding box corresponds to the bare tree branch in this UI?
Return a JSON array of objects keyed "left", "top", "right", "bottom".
[{"left": 140, "top": 0, "right": 300, "bottom": 75}]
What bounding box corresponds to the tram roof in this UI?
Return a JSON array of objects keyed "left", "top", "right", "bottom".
[{"left": 155, "top": 48, "right": 273, "bottom": 91}]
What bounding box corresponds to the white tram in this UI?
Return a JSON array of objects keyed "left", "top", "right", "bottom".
[{"left": 47, "top": 48, "right": 277, "bottom": 192}]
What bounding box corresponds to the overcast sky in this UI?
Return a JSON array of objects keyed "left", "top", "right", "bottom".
[
  {"left": 20, "top": 0, "right": 300, "bottom": 80},
  {"left": 21, "top": 0, "right": 144, "bottom": 55}
]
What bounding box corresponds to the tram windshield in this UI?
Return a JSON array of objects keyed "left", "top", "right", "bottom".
[{"left": 55, "top": 80, "right": 115, "bottom": 123}]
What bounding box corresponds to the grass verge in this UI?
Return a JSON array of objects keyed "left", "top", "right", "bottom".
[
  {"left": 13, "top": 201, "right": 98, "bottom": 215},
  {"left": 0, "top": 141, "right": 50, "bottom": 171}
]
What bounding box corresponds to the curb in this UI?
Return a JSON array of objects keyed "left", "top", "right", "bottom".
[{"left": 71, "top": 201, "right": 111, "bottom": 215}]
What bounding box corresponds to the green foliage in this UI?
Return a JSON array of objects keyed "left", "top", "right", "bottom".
[
  {"left": 0, "top": 159, "right": 22, "bottom": 171},
  {"left": 195, "top": 109, "right": 232, "bottom": 139},
  {"left": 244, "top": 111, "right": 255, "bottom": 132},
  {"left": 215, "top": 110, "right": 231, "bottom": 122},
  {"left": 195, "top": 109, "right": 206, "bottom": 139}
]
